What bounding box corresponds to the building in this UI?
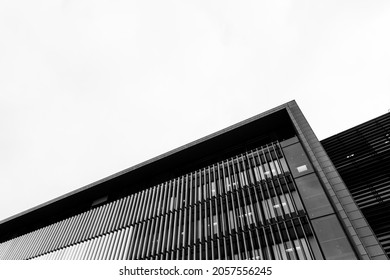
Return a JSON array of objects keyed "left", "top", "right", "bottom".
[
  {"left": 321, "top": 112, "right": 390, "bottom": 259},
  {"left": 0, "top": 101, "right": 387, "bottom": 260}
]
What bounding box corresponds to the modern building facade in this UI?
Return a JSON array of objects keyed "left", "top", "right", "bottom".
[
  {"left": 321, "top": 112, "right": 390, "bottom": 259},
  {"left": 0, "top": 101, "right": 387, "bottom": 260}
]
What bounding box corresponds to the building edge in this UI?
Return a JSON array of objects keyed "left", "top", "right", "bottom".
[
  {"left": 0, "top": 100, "right": 386, "bottom": 260},
  {"left": 286, "top": 101, "right": 388, "bottom": 260}
]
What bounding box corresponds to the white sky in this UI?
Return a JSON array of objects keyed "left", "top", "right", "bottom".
[{"left": 1, "top": 0, "right": 390, "bottom": 222}]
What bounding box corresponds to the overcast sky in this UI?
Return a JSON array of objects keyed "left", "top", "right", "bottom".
[{"left": 1, "top": 0, "right": 389, "bottom": 222}]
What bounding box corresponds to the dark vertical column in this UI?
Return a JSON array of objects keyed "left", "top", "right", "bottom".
[
  {"left": 281, "top": 137, "right": 356, "bottom": 259},
  {"left": 285, "top": 100, "right": 387, "bottom": 259}
]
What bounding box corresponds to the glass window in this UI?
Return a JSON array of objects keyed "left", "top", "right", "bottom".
[
  {"left": 228, "top": 210, "right": 236, "bottom": 231},
  {"left": 258, "top": 166, "right": 266, "bottom": 180},
  {"left": 216, "top": 175, "right": 223, "bottom": 195},
  {"left": 206, "top": 216, "right": 211, "bottom": 238},
  {"left": 267, "top": 199, "right": 276, "bottom": 219},
  {"left": 239, "top": 172, "right": 249, "bottom": 187},
  {"left": 197, "top": 219, "right": 202, "bottom": 241},
  {"left": 294, "top": 239, "right": 305, "bottom": 260},
  {"left": 245, "top": 205, "right": 255, "bottom": 225},
  {"left": 225, "top": 177, "right": 232, "bottom": 192},
  {"left": 236, "top": 207, "right": 244, "bottom": 228},
  {"left": 261, "top": 200, "right": 271, "bottom": 221},
  {"left": 212, "top": 215, "right": 218, "bottom": 234},
  {"left": 262, "top": 246, "right": 271, "bottom": 260},
  {"left": 252, "top": 199, "right": 263, "bottom": 224},
  {"left": 273, "top": 160, "right": 282, "bottom": 175},
  {"left": 311, "top": 215, "right": 357, "bottom": 260},
  {"left": 282, "top": 143, "right": 313, "bottom": 178},
  {"left": 269, "top": 161, "right": 277, "bottom": 176},
  {"left": 231, "top": 176, "right": 238, "bottom": 189},
  {"left": 251, "top": 249, "right": 261, "bottom": 260},
  {"left": 253, "top": 167, "right": 261, "bottom": 182},
  {"left": 263, "top": 164, "right": 272, "bottom": 179},
  {"left": 203, "top": 183, "right": 208, "bottom": 200},
  {"left": 261, "top": 194, "right": 296, "bottom": 219},
  {"left": 197, "top": 185, "right": 202, "bottom": 202},
  {"left": 169, "top": 196, "right": 175, "bottom": 211},
  {"left": 284, "top": 241, "right": 296, "bottom": 260},
  {"left": 272, "top": 197, "right": 283, "bottom": 217},
  {"left": 279, "top": 195, "right": 290, "bottom": 215},
  {"left": 211, "top": 182, "right": 216, "bottom": 197},
  {"left": 295, "top": 173, "right": 333, "bottom": 218},
  {"left": 271, "top": 244, "right": 283, "bottom": 260},
  {"left": 279, "top": 158, "right": 289, "bottom": 173}
]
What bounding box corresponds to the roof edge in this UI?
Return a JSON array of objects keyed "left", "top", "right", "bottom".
[{"left": 0, "top": 100, "right": 296, "bottom": 225}]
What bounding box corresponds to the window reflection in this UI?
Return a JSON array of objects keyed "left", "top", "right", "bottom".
[
  {"left": 270, "top": 238, "right": 312, "bottom": 260},
  {"left": 211, "top": 182, "right": 216, "bottom": 197}
]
